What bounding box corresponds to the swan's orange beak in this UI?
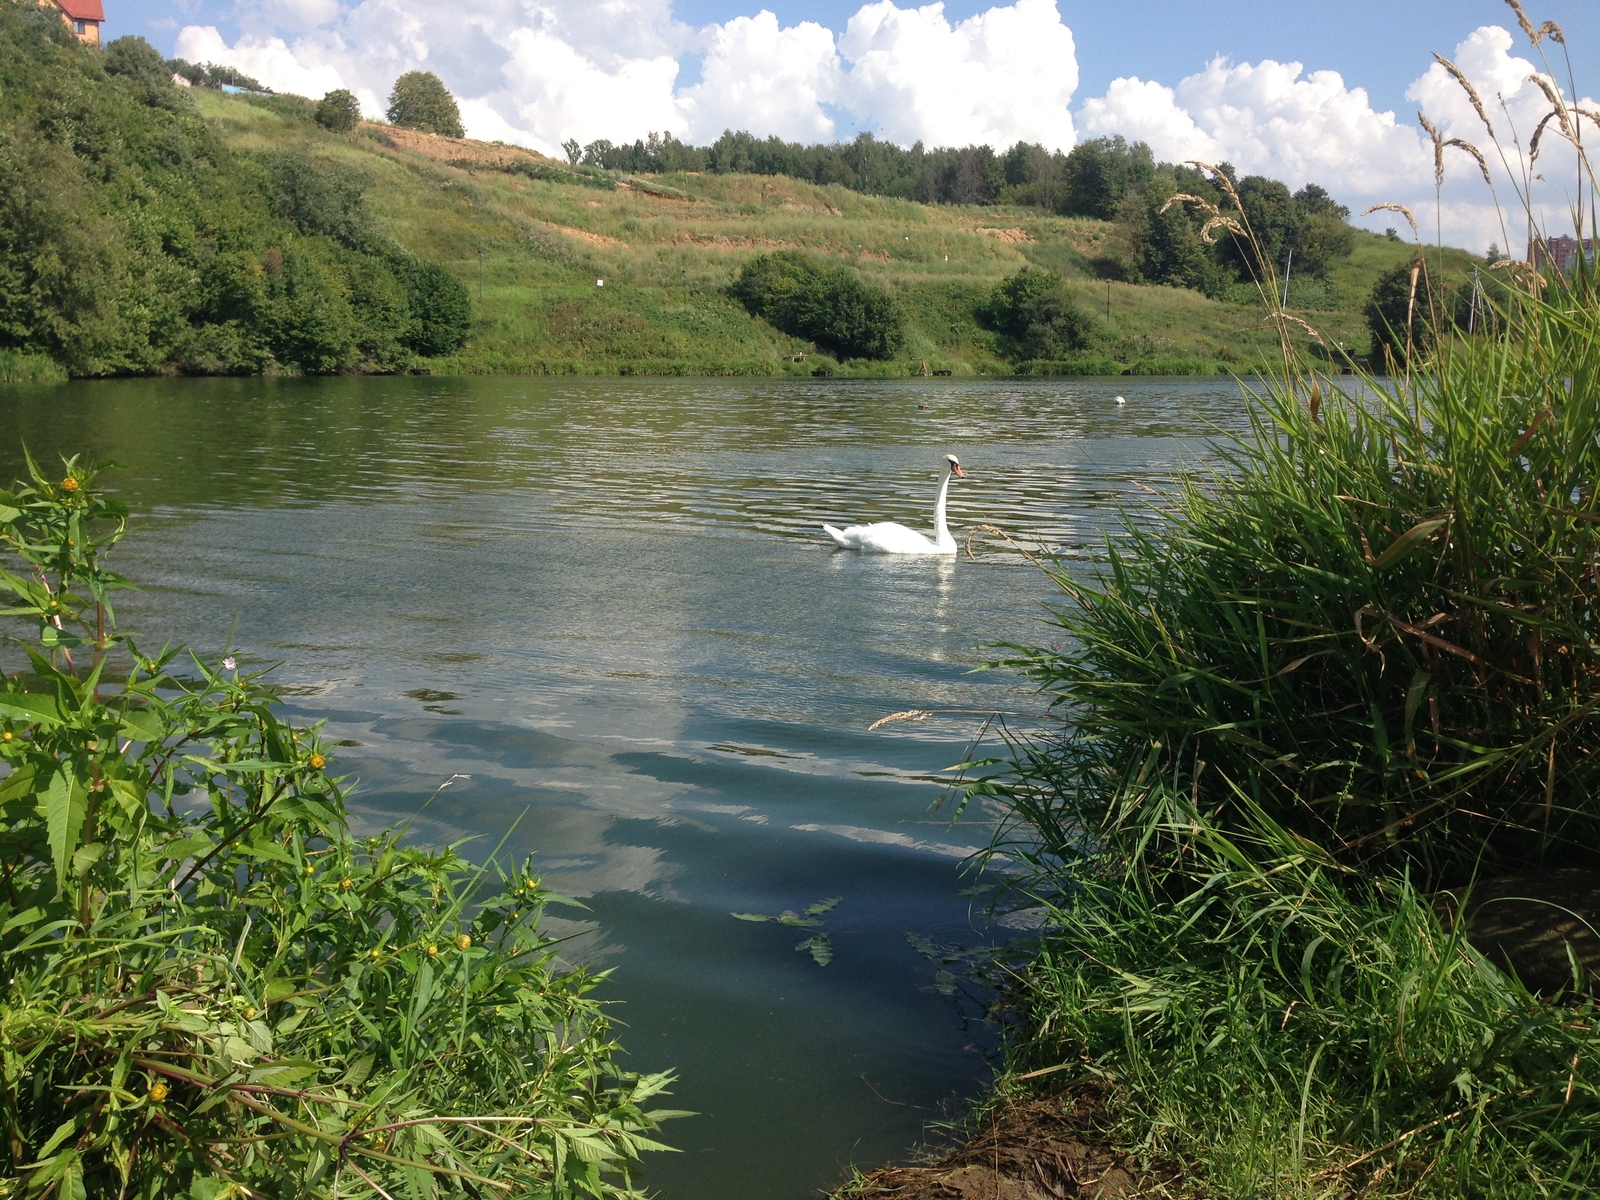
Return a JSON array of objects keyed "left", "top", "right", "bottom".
[{"left": 951, "top": 464, "right": 965, "bottom": 478}]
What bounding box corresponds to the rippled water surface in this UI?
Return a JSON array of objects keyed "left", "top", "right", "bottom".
[{"left": 0, "top": 375, "right": 1252, "bottom": 1199}]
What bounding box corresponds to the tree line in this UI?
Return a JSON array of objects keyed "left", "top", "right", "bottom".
[{"left": 573, "top": 131, "right": 1356, "bottom": 297}]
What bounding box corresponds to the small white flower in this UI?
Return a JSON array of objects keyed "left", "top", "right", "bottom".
[{"left": 222, "top": 656, "right": 237, "bottom": 671}]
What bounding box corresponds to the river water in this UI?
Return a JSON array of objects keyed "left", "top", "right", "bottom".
[{"left": 0, "top": 375, "right": 1251, "bottom": 1199}]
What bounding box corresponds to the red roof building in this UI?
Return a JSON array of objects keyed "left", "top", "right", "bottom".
[{"left": 45, "top": 0, "right": 104, "bottom": 46}]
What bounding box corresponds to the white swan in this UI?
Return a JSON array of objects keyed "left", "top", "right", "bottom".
[{"left": 823, "top": 455, "right": 965, "bottom": 555}]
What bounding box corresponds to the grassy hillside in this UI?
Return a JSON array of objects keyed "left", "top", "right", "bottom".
[{"left": 198, "top": 91, "right": 1475, "bottom": 378}]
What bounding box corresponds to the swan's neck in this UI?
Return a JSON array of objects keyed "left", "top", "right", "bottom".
[{"left": 933, "top": 468, "right": 955, "bottom": 550}]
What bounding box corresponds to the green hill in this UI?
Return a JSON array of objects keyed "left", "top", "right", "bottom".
[
  {"left": 0, "top": 7, "right": 1482, "bottom": 381},
  {"left": 195, "top": 92, "right": 1493, "bottom": 378}
]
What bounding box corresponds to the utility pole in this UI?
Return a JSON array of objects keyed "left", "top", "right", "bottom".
[
  {"left": 1281, "top": 249, "right": 1293, "bottom": 308},
  {"left": 1106, "top": 279, "right": 1111, "bottom": 322}
]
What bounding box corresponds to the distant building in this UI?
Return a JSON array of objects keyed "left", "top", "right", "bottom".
[
  {"left": 1529, "top": 234, "right": 1597, "bottom": 274},
  {"left": 43, "top": 0, "right": 104, "bottom": 46}
]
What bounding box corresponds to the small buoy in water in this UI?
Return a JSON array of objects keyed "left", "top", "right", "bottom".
[
  {"left": 917, "top": 403, "right": 931, "bottom": 410},
  {"left": 1115, "top": 395, "right": 1126, "bottom": 405}
]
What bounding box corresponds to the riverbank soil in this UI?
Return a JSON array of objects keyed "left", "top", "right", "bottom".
[{"left": 839, "top": 1090, "right": 1171, "bottom": 1200}]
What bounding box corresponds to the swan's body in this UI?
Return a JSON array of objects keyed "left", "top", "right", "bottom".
[
  {"left": 1115, "top": 395, "right": 1126, "bottom": 405},
  {"left": 823, "top": 455, "right": 964, "bottom": 555}
]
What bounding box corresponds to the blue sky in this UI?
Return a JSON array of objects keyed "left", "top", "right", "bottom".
[
  {"left": 114, "top": 0, "right": 1599, "bottom": 119},
  {"left": 110, "top": 0, "right": 1598, "bottom": 250}
]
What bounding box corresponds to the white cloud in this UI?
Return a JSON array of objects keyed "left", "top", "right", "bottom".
[
  {"left": 175, "top": 0, "right": 1083, "bottom": 155},
  {"left": 840, "top": 0, "right": 1078, "bottom": 149},
  {"left": 174, "top": 25, "right": 350, "bottom": 101},
  {"left": 681, "top": 11, "right": 842, "bottom": 144},
  {"left": 1075, "top": 23, "right": 1597, "bottom": 253}
]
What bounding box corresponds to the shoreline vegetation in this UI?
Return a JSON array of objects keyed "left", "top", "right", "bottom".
[
  {"left": 0, "top": 2, "right": 1492, "bottom": 385},
  {"left": 837, "top": 10, "right": 1600, "bottom": 1198},
  {"left": 0, "top": 454, "right": 683, "bottom": 1198}
]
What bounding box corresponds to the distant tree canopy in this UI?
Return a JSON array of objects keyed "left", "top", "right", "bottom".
[
  {"left": 573, "top": 127, "right": 1356, "bottom": 300},
  {"left": 168, "top": 57, "right": 267, "bottom": 91},
  {"left": 977, "top": 268, "right": 1096, "bottom": 360},
  {"left": 386, "top": 71, "right": 463, "bottom": 138},
  {"left": 0, "top": 9, "right": 470, "bottom": 377},
  {"left": 315, "top": 88, "right": 361, "bottom": 132},
  {"left": 732, "top": 251, "right": 904, "bottom": 360}
]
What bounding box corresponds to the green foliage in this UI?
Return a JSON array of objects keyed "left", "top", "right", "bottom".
[
  {"left": 386, "top": 71, "right": 463, "bottom": 139},
  {"left": 1058, "top": 136, "right": 1155, "bottom": 220},
  {"left": 0, "top": 456, "right": 680, "bottom": 1198},
  {"left": 102, "top": 36, "right": 172, "bottom": 89},
  {"left": 1006, "top": 812, "right": 1600, "bottom": 1197},
  {"left": 732, "top": 250, "right": 904, "bottom": 360},
  {"left": 1365, "top": 258, "right": 1429, "bottom": 365},
  {"left": 0, "top": 349, "right": 65, "bottom": 384},
  {"left": 314, "top": 88, "right": 361, "bottom": 133},
  {"left": 1121, "top": 172, "right": 1228, "bottom": 296},
  {"left": 976, "top": 267, "right": 1095, "bottom": 360},
  {"left": 967, "top": 189, "right": 1600, "bottom": 1193},
  {"left": 168, "top": 58, "right": 267, "bottom": 92},
  {"left": 0, "top": 6, "right": 471, "bottom": 377}
]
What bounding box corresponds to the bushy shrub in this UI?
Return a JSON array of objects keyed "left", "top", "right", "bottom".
[
  {"left": 386, "top": 71, "right": 463, "bottom": 138},
  {"left": 102, "top": 35, "right": 172, "bottom": 89},
  {"left": 0, "top": 456, "right": 679, "bottom": 1198},
  {"left": 732, "top": 250, "right": 904, "bottom": 360},
  {"left": 314, "top": 88, "right": 361, "bottom": 132},
  {"left": 976, "top": 267, "right": 1094, "bottom": 360}
]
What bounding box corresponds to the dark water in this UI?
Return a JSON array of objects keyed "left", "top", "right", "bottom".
[{"left": 0, "top": 375, "right": 1250, "bottom": 1199}]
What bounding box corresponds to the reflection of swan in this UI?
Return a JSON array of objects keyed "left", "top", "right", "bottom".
[{"left": 823, "top": 455, "right": 964, "bottom": 554}]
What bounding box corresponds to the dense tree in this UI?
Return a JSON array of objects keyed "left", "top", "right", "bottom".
[
  {"left": 314, "top": 88, "right": 361, "bottom": 132},
  {"left": 1060, "top": 136, "right": 1155, "bottom": 219},
  {"left": 732, "top": 250, "right": 904, "bottom": 360},
  {"left": 977, "top": 267, "right": 1095, "bottom": 359},
  {"left": 0, "top": 9, "right": 471, "bottom": 376},
  {"left": 1365, "top": 260, "right": 1429, "bottom": 366},
  {"left": 386, "top": 70, "right": 463, "bottom": 138},
  {"left": 1122, "top": 172, "right": 1228, "bottom": 296},
  {"left": 102, "top": 35, "right": 171, "bottom": 88}
]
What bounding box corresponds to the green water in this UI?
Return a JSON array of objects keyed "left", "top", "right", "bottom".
[{"left": 0, "top": 374, "right": 1249, "bottom": 1198}]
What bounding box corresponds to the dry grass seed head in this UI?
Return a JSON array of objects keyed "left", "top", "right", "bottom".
[
  {"left": 1446, "top": 138, "right": 1495, "bottom": 187},
  {"left": 1161, "top": 193, "right": 1222, "bottom": 220},
  {"left": 1536, "top": 20, "right": 1564, "bottom": 45},
  {"left": 1529, "top": 76, "right": 1576, "bottom": 139},
  {"left": 1364, "top": 202, "right": 1420, "bottom": 241},
  {"left": 1529, "top": 112, "right": 1561, "bottom": 162},
  {"left": 1418, "top": 112, "right": 1445, "bottom": 186},
  {"left": 1200, "top": 216, "right": 1247, "bottom": 245},
  {"left": 1432, "top": 54, "right": 1497, "bottom": 137},
  {"left": 1504, "top": 0, "right": 1537, "bottom": 42},
  {"left": 1264, "top": 312, "right": 1328, "bottom": 347},
  {"left": 1186, "top": 161, "right": 1243, "bottom": 209}
]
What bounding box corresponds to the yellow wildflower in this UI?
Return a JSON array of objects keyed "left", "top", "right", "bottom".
[
  {"left": 148, "top": 1081, "right": 169, "bottom": 1103},
  {"left": 454, "top": 934, "right": 472, "bottom": 951},
  {"left": 244, "top": 1006, "right": 257, "bottom": 1020},
  {"left": 309, "top": 753, "right": 326, "bottom": 770},
  {"left": 61, "top": 477, "right": 80, "bottom": 493},
  {"left": 426, "top": 943, "right": 439, "bottom": 957},
  {"left": 341, "top": 877, "right": 353, "bottom": 890},
  {"left": 2, "top": 730, "right": 13, "bottom": 742}
]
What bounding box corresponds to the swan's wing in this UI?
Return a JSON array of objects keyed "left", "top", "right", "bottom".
[{"left": 826, "top": 521, "right": 939, "bottom": 553}]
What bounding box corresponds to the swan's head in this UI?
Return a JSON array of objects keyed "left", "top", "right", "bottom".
[{"left": 945, "top": 454, "right": 965, "bottom": 478}]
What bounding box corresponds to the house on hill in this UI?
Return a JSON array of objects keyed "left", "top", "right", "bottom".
[
  {"left": 1529, "top": 234, "right": 1597, "bottom": 274},
  {"left": 43, "top": 0, "right": 103, "bottom": 46}
]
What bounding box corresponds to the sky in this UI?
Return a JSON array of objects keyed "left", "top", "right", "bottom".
[{"left": 108, "top": 0, "right": 1599, "bottom": 252}]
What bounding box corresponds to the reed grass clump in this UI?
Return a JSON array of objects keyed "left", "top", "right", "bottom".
[
  {"left": 0, "top": 454, "right": 679, "bottom": 1198},
  {"left": 966, "top": 14, "right": 1600, "bottom": 1190}
]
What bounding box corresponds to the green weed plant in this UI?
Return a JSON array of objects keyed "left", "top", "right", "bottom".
[{"left": 0, "top": 455, "right": 680, "bottom": 1198}]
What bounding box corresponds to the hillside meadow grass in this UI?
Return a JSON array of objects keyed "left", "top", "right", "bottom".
[{"left": 192, "top": 91, "right": 1458, "bottom": 379}]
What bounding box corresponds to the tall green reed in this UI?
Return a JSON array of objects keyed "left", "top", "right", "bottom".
[{"left": 964, "top": 8, "right": 1600, "bottom": 1193}]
